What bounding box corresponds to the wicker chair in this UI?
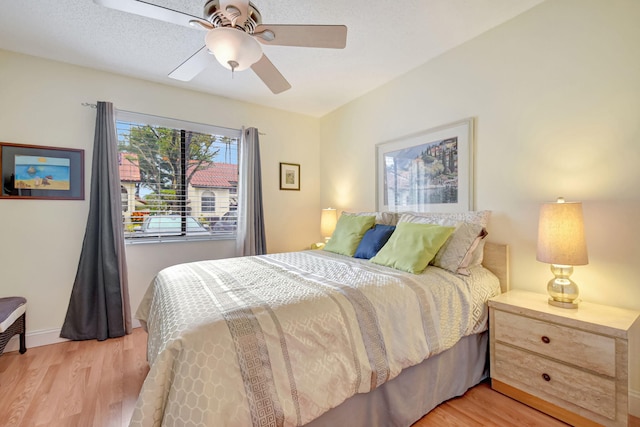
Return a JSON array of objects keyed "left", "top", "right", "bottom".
[{"left": 0, "top": 297, "right": 27, "bottom": 355}]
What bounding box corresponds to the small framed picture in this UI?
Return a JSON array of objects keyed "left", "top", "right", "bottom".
[
  {"left": 0, "top": 142, "right": 85, "bottom": 200},
  {"left": 279, "top": 162, "right": 300, "bottom": 191}
]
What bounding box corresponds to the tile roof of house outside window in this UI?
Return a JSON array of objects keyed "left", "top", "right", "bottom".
[
  {"left": 118, "top": 154, "right": 237, "bottom": 190},
  {"left": 188, "top": 163, "right": 238, "bottom": 188},
  {"left": 118, "top": 153, "right": 141, "bottom": 182}
]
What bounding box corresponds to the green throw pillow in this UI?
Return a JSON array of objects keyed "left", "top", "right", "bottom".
[
  {"left": 323, "top": 214, "right": 376, "bottom": 256},
  {"left": 370, "top": 222, "right": 455, "bottom": 274}
]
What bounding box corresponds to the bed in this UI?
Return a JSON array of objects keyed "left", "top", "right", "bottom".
[{"left": 130, "top": 212, "right": 509, "bottom": 427}]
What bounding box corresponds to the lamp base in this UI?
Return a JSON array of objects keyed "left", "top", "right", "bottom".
[
  {"left": 546, "top": 264, "right": 580, "bottom": 309},
  {"left": 548, "top": 297, "right": 579, "bottom": 309}
]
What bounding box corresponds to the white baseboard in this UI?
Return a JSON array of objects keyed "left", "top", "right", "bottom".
[
  {"left": 631, "top": 389, "right": 640, "bottom": 418},
  {"left": 4, "top": 327, "right": 68, "bottom": 353},
  {"left": 3, "top": 319, "right": 142, "bottom": 353}
]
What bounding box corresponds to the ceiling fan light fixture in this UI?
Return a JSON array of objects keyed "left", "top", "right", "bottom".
[{"left": 205, "top": 27, "right": 262, "bottom": 71}]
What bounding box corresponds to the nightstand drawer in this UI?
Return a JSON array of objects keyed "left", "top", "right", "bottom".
[
  {"left": 493, "top": 310, "right": 615, "bottom": 377},
  {"left": 494, "top": 342, "right": 616, "bottom": 420}
]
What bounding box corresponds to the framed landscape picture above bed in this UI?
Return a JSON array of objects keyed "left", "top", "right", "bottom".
[{"left": 376, "top": 117, "right": 474, "bottom": 213}]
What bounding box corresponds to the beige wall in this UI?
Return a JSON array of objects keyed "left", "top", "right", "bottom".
[
  {"left": 0, "top": 49, "right": 321, "bottom": 340},
  {"left": 319, "top": 0, "right": 640, "bottom": 414}
]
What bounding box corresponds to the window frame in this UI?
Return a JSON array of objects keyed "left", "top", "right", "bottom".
[
  {"left": 201, "top": 191, "right": 216, "bottom": 213},
  {"left": 116, "top": 110, "right": 242, "bottom": 244}
]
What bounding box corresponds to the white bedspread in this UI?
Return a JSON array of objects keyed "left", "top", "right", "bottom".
[{"left": 131, "top": 250, "right": 500, "bottom": 427}]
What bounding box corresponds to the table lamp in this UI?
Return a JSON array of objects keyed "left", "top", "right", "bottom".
[
  {"left": 321, "top": 208, "right": 337, "bottom": 243},
  {"left": 536, "top": 197, "right": 588, "bottom": 308}
]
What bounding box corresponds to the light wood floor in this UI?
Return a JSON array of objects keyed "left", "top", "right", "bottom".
[
  {"left": 0, "top": 328, "right": 636, "bottom": 427},
  {"left": 0, "top": 328, "right": 148, "bottom": 427}
]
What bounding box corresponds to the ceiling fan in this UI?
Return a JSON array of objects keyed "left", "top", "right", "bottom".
[{"left": 93, "top": 0, "right": 348, "bottom": 94}]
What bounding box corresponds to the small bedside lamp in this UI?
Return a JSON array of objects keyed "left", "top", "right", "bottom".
[
  {"left": 536, "top": 197, "right": 589, "bottom": 309},
  {"left": 320, "top": 208, "right": 337, "bottom": 243}
]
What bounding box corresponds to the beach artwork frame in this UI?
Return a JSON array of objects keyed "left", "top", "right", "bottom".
[
  {"left": 0, "top": 142, "right": 84, "bottom": 200},
  {"left": 376, "top": 118, "right": 474, "bottom": 213}
]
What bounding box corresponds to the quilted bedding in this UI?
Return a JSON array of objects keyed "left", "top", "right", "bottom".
[{"left": 131, "top": 250, "right": 500, "bottom": 427}]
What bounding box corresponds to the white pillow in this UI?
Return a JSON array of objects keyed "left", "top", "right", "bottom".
[
  {"left": 398, "top": 210, "right": 491, "bottom": 227},
  {"left": 432, "top": 222, "right": 487, "bottom": 275},
  {"left": 343, "top": 211, "right": 398, "bottom": 226}
]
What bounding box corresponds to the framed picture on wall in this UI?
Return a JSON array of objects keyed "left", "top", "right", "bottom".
[
  {"left": 279, "top": 162, "right": 300, "bottom": 191},
  {"left": 376, "top": 118, "right": 474, "bottom": 213},
  {"left": 0, "top": 142, "right": 85, "bottom": 200}
]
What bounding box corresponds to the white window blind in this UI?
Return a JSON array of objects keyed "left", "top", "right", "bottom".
[{"left": 116, "top": 110, "right": 241, "bottom": 242}]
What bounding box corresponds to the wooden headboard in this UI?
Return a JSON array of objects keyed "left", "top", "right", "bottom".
[{"left": 482, "top": 242, "right": 510, "bottom": 293}]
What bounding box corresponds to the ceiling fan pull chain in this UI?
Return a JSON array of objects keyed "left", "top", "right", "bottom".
[{"left": 228, "top": 60, "right": 239, "bottom": 79}]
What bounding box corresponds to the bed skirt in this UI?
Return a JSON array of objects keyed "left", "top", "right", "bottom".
[{"left": 306, "top": 331, "right": 489, "bottom": 427}]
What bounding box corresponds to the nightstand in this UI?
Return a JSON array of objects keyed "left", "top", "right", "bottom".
[{"left": 489, "top": 290, "right": 640, "bottom": 427}]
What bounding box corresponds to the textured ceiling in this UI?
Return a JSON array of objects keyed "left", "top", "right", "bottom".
[{"left": 0, "top": 0, "right": 544, "bottom": 117}]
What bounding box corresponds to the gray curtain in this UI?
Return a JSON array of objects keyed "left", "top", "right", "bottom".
[
  {"left": 61, "top": 101, "right": 131, "bottom": 341},
  {"left": 236, "top": 127, "right": 266, "bottom": 256}
]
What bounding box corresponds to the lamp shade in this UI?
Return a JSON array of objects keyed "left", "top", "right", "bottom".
[
  {"left": 321, "top": 208, "right": 337, "bottom": 239},
  {"left": 205, "top": 27, "right": 263, "bottom": 71},
  {"left": 536, "top": 199, "right": 588, "bottom": 266}
]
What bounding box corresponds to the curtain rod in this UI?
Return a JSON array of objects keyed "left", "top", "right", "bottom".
[{"left": 81, "top": 102, "right": 265, "bottom": 135}]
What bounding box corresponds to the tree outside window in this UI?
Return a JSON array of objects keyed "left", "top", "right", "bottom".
[{"left": 116, "top": 116, "right": 239, "bottom": 240}]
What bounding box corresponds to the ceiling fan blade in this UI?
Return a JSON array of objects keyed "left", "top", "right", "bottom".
[
  {"left": 251, "top": 54, "right": 291, "bottom": 94},
  {"left": 93, "top": 0, "right": 205, "bottom": 29},
  {"left": 168, "top": 46, "right": 211, "bottom": 81},
  {"left": 219, "top": 0, "right": 250, "bottom": 27},
  {"left": 254, "top": 25, "right": 347, "bottom": 49}
]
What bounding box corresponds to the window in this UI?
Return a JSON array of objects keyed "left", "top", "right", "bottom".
[
  {"left": 202, "top": 191, "right": 215, "bottom": 213},
  {"left": 121, "top": 186, "right": 128, "bottom": 212},
  {"left": 116, "top": 110, "right": 241, "bottom": 242}
]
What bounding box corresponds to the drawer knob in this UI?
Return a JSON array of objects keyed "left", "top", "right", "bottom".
[
  {"left": 542, "top": 373, "right": 551, "bottom": 382},
  {"left": 541, "top": 336, "right": 550, "bottom": 344}
]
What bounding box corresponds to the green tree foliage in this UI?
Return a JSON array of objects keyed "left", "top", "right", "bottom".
[
  {"left": 144, "top": 189, "right": 178, "bottom": 212},
  {"left": 118, "top": 125, "right": 226, "bottom": 197}
]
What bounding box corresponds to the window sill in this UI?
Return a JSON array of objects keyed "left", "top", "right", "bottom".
[{"left": 125, "top": 235, "right": 236, "bottom": 245}]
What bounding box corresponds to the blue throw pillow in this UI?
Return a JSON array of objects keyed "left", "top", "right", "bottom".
[{"left": 354, "top": 224, "right": 396, "bottom": 259}]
